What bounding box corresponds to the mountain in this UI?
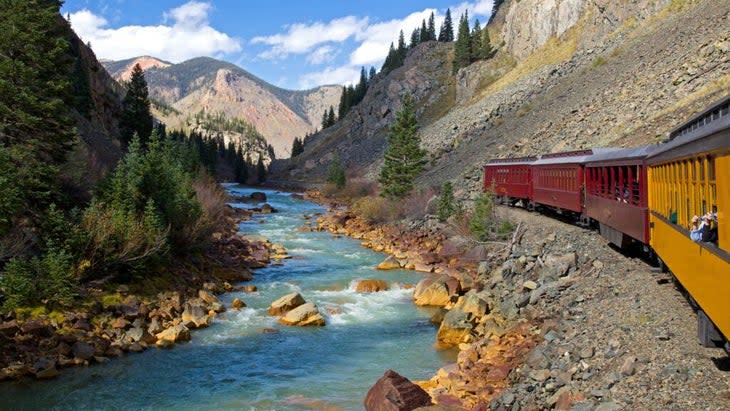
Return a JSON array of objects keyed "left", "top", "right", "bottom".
[
  {"left": 103, "top": 56, "right": 341, "bottom": 158},
  {"left": 273, "top": 0, "right": 730, "bottom": 195}
]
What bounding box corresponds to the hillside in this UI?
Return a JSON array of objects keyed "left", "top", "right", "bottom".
[
  {"left": 103, "top": 57, "right": 341, "bottom": 158},
  {"left": 274, "top": 0, "right": 730, "bottom": 196}
]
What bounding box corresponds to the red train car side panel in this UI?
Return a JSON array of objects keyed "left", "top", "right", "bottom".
[
  {"left": 531, "top": 164, "right": 584, "bottom": 213},
  {"left": 583, "top": 146, "right": 655, "bottom": 245},
  {"left": 483, "top": 157, "right": 536, "bottom": 201}
]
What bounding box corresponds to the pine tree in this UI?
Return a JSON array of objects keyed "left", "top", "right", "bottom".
[
  {"left": 410, "top": 27, "right": 421, "bottom": 48},
  {"left": 119, "top": 63, "right": 153, "bottom": 148},
  {"left": 291, "top": 137, "right": 304, "bottom": 157},
  {"left": 369, "top": 66, "right": 377, "bottom": 81},
  {"left": 396, "top": 30, "right": 407, "bottom": 66},
  {"left": 321, "top": 109, "right": 330, "bottom": 129},
  {"left": 338, "top": 85, "right": 348, "bottom": 119},
  {"left": 378, "top": 95, "right": 427, "bottom": 199},
  {"left": 427, "top": 12, "right": 437, "bottom": 41},
  {"left": 437, "top": 181, "right": 456, "bottom": 222},
  {"left": 471, "top": 20, "right": 482, "bottom": 62},
  {"left": 438, "top": 8, "right": 454, "bottom": 42},
  {"left": 327, "top": 106, "right": 336, "bottom": 127},
  {"left": 256, "top": 156, "right": 266, "bottom": 183},
  {"left": 419, "top": 19, "right": 429, "bottom": 43},
  {"left": 0, "top": 0, "right": 75, "bottom": 237},
  {"left": 480, "top": 28, "right": 493, "bottom": 59},
  {"left": 326, "top": 155, "right": 346, "bottom": 189},
  {"left": 453, "top": 11, "right": 472, "bottom": 73}
]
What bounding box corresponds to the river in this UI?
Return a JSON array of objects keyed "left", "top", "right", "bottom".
[{"left": 0, "top": 186, "right": 452, "bottom": 410}]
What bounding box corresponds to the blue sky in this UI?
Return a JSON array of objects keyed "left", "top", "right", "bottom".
[{"left": 62, "top": 0, "right": 494, "bottom": 90}]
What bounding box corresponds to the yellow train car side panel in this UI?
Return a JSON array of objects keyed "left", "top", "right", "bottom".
[
  {"left": 717, "top": 155, "right": 730, "bottom": 252},
  {"left": 650, "top": 216, "right": 730, "bottom": 339}
]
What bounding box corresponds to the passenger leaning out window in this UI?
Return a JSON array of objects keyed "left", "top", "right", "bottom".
[
  {"left": 690, "top": 215, "right": 705, "bottom": 242},
  {"left": 701, "top": 213, "right": 718, "bottom": 244}
]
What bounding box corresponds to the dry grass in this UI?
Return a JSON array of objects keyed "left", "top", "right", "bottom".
[
  {"left": 351, "top": 195, "right": 400, "bottom": 224},
  {"left": 399, "top": 187, "right": 438, "bottom": 220}
]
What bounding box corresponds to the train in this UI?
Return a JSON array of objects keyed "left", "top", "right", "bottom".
[{"left": 483, "top": 94, "right": 730, "bottom": 351}]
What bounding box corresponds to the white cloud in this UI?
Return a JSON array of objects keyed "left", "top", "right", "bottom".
[
  {"left": 68, "top": 1, "right": 241, "bottom": 63},
  {"left": 259, "top": 1, "right": 493, "bottom": 87},
  {"left": 306, "top": 46, "right": 337, "bottom": 65},
  {"left": 251, "top": 16, "right": 368, "bottom": 59},
  {"left": 298, "top": 66, "right": 361, "bottom": 89}
]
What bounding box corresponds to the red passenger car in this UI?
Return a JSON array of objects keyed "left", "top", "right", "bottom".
[
  {"left": 584, "top": 146, "right": 656, "bottom": 248},
  {"left": 483, "top": 157, "right": 537, "bottom": 204},
  {"left": 530, "top": 149, "right": 609, "bottom": 214}
]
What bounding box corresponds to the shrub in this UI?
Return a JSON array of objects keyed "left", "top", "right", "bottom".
[
  {"left": 326, "top": 156, "right": 346, "bottom": 189},
  {"left": 469, "top": 193, "right": 495, "bottom": 241},
  {"left": 80, "top": 199, "right": 168, "bottom": 281},
  {"left": 0, "top": 247, "right": 76, "bottom": 310},
  {"left": 351, "top": 195, "right": 399, "bottom": 224},
  {"left": 400, "top": 186, "right": 437, "bottom": 220},
  {"left": 437, "top": 182, "right": 456, "bottom": 222}
]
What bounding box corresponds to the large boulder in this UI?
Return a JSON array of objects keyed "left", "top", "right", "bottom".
[
  {"left": 155, "top": 324, "right": 191, "bottom": 347},
  {"left": 71, "top": 341, "right": 95, "bottom": 361},
  {"left": 250, "top": 192, "right": 267, "bottom": 202},
  {"left": 457, "top": 290, "right": 490, "bottom": 320},
  {"left": 278, "top": 303, "right": 325, "bottom": 326},
  {"left": 377, "top": 256, "right": 402, "bottom": 270},
  {"left": 436, "top": 308, "right": 474, "bottom": 347},
  {"left": 355, "top": 279, "right": 389, "bottom": 293},
  {"left": 198, "top": 290, "right": 220, "bottom": 306},
  {"left": 182, "top": 302, "right": 211, "bottom": 329},
  {"left": 268, "top": 292, "right": 306, "bottom": 316},
  {"left": 413, "top": 276, "right": 458, "bottom": 307},
  {"left": 364, "top": 369, "right": 433, "bottom": 411}
]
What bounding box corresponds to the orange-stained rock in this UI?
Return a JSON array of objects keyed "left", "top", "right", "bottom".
[
  {"left": 355, "top": 279, "right": 389, "bottom": 293},
  {"left": 376, "top": 256, "right": 402, "bottom": 270},
  {"left": 267, "top": 292, "right": 306, "bottom": 316},
  {"left": 364, "top": 369, "right": 433, "bottom": 411},
  {"left": 278, "top": 303, "right": 325, "bottom": 326}
]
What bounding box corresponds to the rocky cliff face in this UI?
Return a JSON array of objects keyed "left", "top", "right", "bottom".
[
  {"left": 275, "top": 0, "right": 730, "bottom": 199},
  {"left": 65, "top": 30, "right": 124, "bottom": 192},
  {"left": 103, "top": 57, "right": 340, "bottom": 158},
  {"left": 271, "top": 41, "right": 455, "bottom": 180}
]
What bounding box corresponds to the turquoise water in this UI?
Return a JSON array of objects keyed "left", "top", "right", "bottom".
[{"left": 0, "top": 186, "right": 451, "bottom": 410}]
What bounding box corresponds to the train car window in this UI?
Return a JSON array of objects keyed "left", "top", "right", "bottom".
[{"left": 699, "top": 157, "right": 706, "bottom": 181}]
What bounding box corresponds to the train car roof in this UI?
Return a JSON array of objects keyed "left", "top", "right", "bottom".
[
  {"left": 484, "top": 156, "right": 538, "bottom": 166},
  {"left": 532, "top": 148, "right": 620, "bottom": 165},
  {"left": 585, "top": 145, "right": 660, "bottom": 164},
  {"left": 648, "top": 94, "right": 730, "bottom": 162}
]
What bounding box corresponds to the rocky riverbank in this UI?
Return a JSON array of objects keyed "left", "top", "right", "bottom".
[
  {"left": 313, "top": 202, "right": 730, "bottom": 410},
  {"left": 0, "top": 195, "right": 287, "bottom": 381}
]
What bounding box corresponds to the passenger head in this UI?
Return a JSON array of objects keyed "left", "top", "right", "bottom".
[{"left": 692, "top": 215, "right": 699, "bottom": 224}]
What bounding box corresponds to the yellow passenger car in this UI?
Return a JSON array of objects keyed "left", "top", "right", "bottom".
[{"left": 647, "top": 95, "right": 730, "bottom": 349}]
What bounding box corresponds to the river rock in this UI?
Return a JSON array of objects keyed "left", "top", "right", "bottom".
[
  {"left": 71, "top": 341, "right": 95, "bottom": 361},
  {"left": 33, "top": 358, "right": 58, "bottom": 379},
  {"left": 250, "top": 192, "right": 267, "bottom": 202},
  {"left": 155, "top": 324, "right": 191, "bottom": 347},
  {"left": 182, "top": 302, "right": 211, "bottom": 329},
  {"left": 355, "top": 279, "right": 389, "bottom": 293},
  {"left": 413, "top": 276, "right": 456, "bottom": 307},
  {"left": 0, "top": 320, "right": 19, "bottom": 337},
  {"left": 377, "top": 256, "right": 402, "bottom": 270},
  {"left": 278, "top": 303, "right": 326, "bottom": 326},
  {"left": 198, "top": 290, "right": 220, "bottom": 306},
  {"left": 268, "top": 292, "right": 306, "bottom": 316},
  {"left": 456, "top": 290, "right": 490, "bottom": 319},
  {"left": 436, "top": 307, "right": 474, "bottom": 347},
  {"left": 232, "top": 298, "right": 246, "bottom": 309},
  {"left": 20, "top": 320, "right": 53, "bottom": 338},
  {"left": 364, "top": 369, "right": 433, "bottom": 411},
  {"left": 261, "top": 203, "right": 277, "bottom": 213}
]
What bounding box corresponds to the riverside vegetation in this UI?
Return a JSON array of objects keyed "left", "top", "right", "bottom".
[{"left": 0, "top": 1, "right": 274, "bottom": 380}]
